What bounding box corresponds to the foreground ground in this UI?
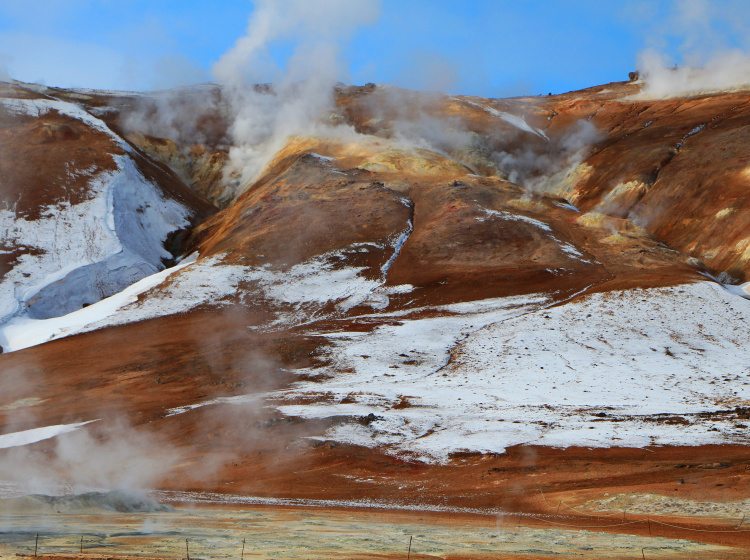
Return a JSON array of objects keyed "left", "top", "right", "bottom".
[{"left": 1, "top": 501, "right": 748, "bottom": 560}]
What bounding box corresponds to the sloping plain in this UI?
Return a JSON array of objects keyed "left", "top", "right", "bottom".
[{"left": 1, "top": 78, "right": 750, "bottom": 557}]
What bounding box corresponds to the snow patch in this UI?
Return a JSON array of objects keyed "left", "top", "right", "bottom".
[
  {"left": 0, "top": 421, "right": 96, "bottom": 449},
  {"left": 277, "top": 282, "right": 750, "bottom": 462}
]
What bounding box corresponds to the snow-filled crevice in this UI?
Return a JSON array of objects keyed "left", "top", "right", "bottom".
[{"left": 379, "top": 196, "right": 414, "bottom": 281}]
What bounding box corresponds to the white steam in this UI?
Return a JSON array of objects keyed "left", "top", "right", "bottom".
[
  {"left": 0, "top": 418, "right": 180, "bottom": 494},
  {"left": 638, "top": 48, "right": 750, "bottom": 97},
  {"left": 636, "top": 0, "right": 750, "bottom": 97},
  {"left": 120, "top": 86, "right": 228, "bottom": 147},
  {"left": 361, "top": 88, "right": 602, "bottom": 190},
  {"left": 497, "top": 119, "right": 602, "bottom": 190},
  {"left": 213, "top": 0, "right": 381, "bottom": 188}
]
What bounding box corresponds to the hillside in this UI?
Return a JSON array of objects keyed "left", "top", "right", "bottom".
[{"left": 1, "top": 76, "right": 750, "bottom": 554}]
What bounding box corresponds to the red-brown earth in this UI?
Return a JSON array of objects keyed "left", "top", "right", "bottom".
[{"left": 1, "top": 77, "right": 750, "bottom": 557}]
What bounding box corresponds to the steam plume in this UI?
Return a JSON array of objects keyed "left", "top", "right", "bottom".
[
  {"left": 0, "top": 418, "right": 179, "bottom": 494},
  {"left": 213, "top": 0, "right": 381, "bottom": 188},
  {"left": 635, "top": 0, "right": 750, "bottom": 97}
]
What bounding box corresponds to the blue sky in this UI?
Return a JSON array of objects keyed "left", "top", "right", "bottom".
[{"left": 0, "top": 0, "right": 747, "bottom": 96}]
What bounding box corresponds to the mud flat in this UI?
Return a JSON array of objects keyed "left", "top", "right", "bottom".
[{"left": 0, "top": 502, "right": 737, "bottom": 560}]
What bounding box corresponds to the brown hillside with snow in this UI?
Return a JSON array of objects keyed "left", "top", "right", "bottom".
[{"left": 1, "top": 77, "right": 750, "bottom": 555}]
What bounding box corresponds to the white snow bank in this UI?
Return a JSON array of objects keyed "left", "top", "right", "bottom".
[
  {"left": 278, "top": 281, "right": 750, "bottom": 462},
  {"left": 0, "top": 421, "right": 96, "bottom": 449},
  {"left": 0, "top": 255, "right": 198, "bottom": 352}
]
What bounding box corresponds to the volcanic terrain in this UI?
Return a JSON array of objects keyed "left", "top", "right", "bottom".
[{"left": 1, "top": 76, "right": 750, "bottom": 558}]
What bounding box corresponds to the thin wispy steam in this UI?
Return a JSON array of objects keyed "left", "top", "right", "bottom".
[
  {"left": 497, "top": 119, "right": 602, "bottom": 191},
  {"left": 213, "top": 0, "right": 381, "bottom": 188},
  {"left": 358, "top": 87, "right": 601, "bottom": 191},
  {"left": 0, "top": 418, "right": 180, "bottom": 494},
  {"left": 120, "top": 86, "right": 228, "bottom": 148},
  {"left": 638, "top": 48, "right": 750, "bottom": 97}
]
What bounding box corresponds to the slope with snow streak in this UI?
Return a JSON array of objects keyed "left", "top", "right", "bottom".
[
  {"left": 0, "top": 97, "right": 195, "bottom": 333},
  {"left": 457, "top": 98, "right": 550, "bottom": 140},
  {"left": 278, "top": 282, "right": 750, "bottom": 462},
  {"left": 0, "top": 226, "right": 418, "bottom": 352}
]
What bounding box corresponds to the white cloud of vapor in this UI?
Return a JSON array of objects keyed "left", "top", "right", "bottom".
[
  {"left": 0, "top": 418, "right": 180, "bottom": 494},
  {"left": 634, "top": 0, "right": 750, "bottom": 96},
  {"left": 212, "top": 0, "right": 381, "bottom": 188},
  {"left": 493, "top": 120, "right": 603, "bottom": 191}
]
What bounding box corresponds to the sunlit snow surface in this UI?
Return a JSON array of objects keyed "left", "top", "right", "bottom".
[
  {"left": 278, "top": 282, "right": 750, "bottom": 462},
  {"left": 0, "top": 421, "right": 95, "bottom": 449}
]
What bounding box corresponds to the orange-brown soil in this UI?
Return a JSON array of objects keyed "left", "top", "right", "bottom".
[{"left": 2, "top": 78, "right": 750, "bottom": 558}]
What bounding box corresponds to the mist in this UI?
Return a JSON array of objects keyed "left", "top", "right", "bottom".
[
  {"left": 0, "top": 417, "right": 180, "bottom": 495},
  {"left": 120, "top": 85, "right": 229, "bottom": 148},
  {"left": 638, "top": 48, "right": 750, "bottom": 97},
  {"left": 355, "top": 86, "right": 602, "bottom": 191},
  {"left": 497, "top": 119, "right": 603, "bottom": 191}
]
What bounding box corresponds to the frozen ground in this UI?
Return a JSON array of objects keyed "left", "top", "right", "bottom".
[{"left": 278, "top": 281, "right": 750, "bottom": 462}]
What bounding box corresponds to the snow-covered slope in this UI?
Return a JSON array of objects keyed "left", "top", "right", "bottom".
[
  {"left": 278, "top": 281, "right": 750, "bottom": 462},
  {"left": 0, "top": 97, "right": 199, "bottom": 342}
]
